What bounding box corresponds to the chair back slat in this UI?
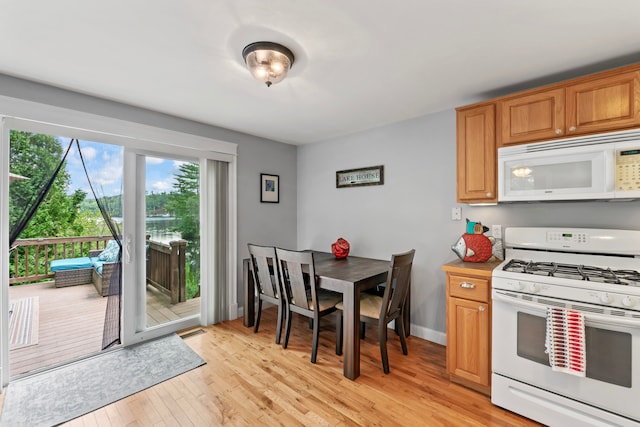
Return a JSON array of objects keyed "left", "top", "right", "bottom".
[
  {"left": 248, "top": 244, "right": 281, "bottom": 300},
  {"left": 276, "top": 249, "right": 316, "bottom": 312},
  {"left": 381, "top": 249, "right": 415, "bottom": 321}
]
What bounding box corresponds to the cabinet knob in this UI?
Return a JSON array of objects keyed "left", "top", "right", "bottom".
[
  {"left": 486, "top": 192, "right": 492, "bottom": 197},
  {"left": 460, "top": 282, "right": 476, "bottom": 289},
  {"left": 569, "top": 126, "right": 577, "bottom": 132},
  {"left": 478, "top": 306, "right": 486, "bottom": 312},
  {"left": 555, "top": 129, "right": 562, "bottom": 134}
]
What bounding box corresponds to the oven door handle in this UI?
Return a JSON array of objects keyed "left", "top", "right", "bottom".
[{"left": 492, "top": 291, "right": 640, "bottom": 328}]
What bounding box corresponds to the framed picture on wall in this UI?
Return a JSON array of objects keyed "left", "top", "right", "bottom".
[{"left": 260, "top": 173, "right": 279, "bottom": 203}]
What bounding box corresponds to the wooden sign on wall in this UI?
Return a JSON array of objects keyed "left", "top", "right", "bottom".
[{"left": 336, "top": 165, "right": 384, "bottom": 188}]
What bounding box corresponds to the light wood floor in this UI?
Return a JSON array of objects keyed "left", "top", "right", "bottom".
[
  {"left": 56, "top": 307, "right": 543, "bottom": 426},
  {"left": 8, "top": 281, "right": 200, "bottom": 377}
]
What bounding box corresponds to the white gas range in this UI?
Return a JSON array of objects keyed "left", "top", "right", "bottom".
[{"left": 491, "top": 227, "right": 640, "bottom": 427}]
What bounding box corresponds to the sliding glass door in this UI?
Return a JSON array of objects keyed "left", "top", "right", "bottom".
[
  {"left": 121, "top": 151, "right": 201, "bottom": 339},
  {"left": 2, "top": 113, "right": 237, "bottom": 386}
]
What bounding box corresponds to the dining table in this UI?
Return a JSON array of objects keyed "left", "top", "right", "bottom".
[{"left": 243, "top": 250, "right": 409, "bottom": 380}]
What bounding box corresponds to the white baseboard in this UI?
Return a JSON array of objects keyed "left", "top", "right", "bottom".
[
  {"left": 229, "top": 302, "right": 238, "bottom": 320},
  {"left": 235, "top": 306, "right": 447, "bottom": 346},
  {"left": 409, "top": 323, "right": 446, "bottom": 346}
]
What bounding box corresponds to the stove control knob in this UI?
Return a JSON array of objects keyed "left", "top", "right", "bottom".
[
  {"left": 622, "top": 296, "right": 636, "bottom": 308},
  {"left": 599, "top": 293, "right": 612, "bottom": 304},
  {"left": 529, "top": 283, "right": 540, "bottom": 293},
  {"left": 513, "top": 281, "right": 524, "bottom": 291}
]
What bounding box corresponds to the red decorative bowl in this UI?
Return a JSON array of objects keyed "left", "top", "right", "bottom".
[{"left": 331, "top": 238, "right": 350, "bottom": 259}]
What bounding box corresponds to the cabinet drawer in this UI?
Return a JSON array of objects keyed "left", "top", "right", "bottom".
[{"left": 448, "top": 275, "right": 489, "bottom": 302}]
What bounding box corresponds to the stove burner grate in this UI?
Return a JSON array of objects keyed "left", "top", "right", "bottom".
[{"left": 502, "top": 259, "right": 640, "bottom": 287}]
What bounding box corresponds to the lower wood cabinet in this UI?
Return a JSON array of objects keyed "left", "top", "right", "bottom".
[
  {"left": 442, "top": 260, "right": 500, "bottom": 395},
  {"left": 447, "top": 295, "right": 490, "bottom": 387}
]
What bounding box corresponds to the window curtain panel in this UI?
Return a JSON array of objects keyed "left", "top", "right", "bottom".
[
  {"left": 212, "top": 160, "right": 228, "bottom": 323},
  {"left": 75, "top": 139, "right": 123, "bottom": 349}
]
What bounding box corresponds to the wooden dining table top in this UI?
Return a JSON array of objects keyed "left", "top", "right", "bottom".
[{"left": 309, "top": 251, "right": 390, "bottom": 287}]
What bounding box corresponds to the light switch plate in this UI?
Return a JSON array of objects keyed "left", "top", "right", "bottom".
[{"left": 492, "top": 224, "right": 502, "bottom": 239}]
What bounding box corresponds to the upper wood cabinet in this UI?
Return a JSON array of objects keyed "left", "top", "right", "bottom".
[
  {"left": 566, "top": 70, "right": 640, "bottom": 135},
  {"left": 498, "top": 69, "right": 640, "bottom": 146},
  {"left": 498, "top": 88, "right": 565, "bottom": 145},
  {"left": 456, "top": 104, "right": 497, "bottom": 203}
]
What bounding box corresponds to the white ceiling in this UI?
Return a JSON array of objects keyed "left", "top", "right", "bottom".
[{"left": 2, "top": 1, "right": 640, "bottom": 145}]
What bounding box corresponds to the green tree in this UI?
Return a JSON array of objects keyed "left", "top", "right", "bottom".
[
  {"left": 9, "top": 131, "right": 87, "bottom": 239},
  {"left": 146, "top": 192, "right": 171, "bottom": 216},
  {"left": 166, "top": 162, "right": 200, "bottom": 298}
]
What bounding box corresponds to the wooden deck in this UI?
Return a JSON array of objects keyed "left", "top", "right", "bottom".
[
  {"left": 145, "top": 285, "right": 200, "bottom": 327},
  {"left": 8, "top": 281, "right": 200, "bottom": 378}
]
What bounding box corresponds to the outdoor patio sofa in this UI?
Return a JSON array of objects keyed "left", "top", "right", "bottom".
[{"left": 49, "top": 240, "right": 119, "bottom": 297}]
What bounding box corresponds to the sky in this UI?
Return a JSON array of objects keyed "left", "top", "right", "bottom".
[{"left": 59, "top": 138, "right": 189, "bottom": 197}]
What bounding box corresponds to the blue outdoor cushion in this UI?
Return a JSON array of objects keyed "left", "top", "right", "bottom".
[
  {"left": 98, "top": 240, "right": 120, "bottom": 262},
  {"left": 90, "top": 258, "right": 106, "bottom": 275},
  {"left": 50, "top": 257, "right": 93, "bottom": 272}
]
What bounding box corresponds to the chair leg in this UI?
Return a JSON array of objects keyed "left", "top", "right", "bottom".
[
  {"left": 311, "top": 315, "right": 320, "bottom": 364},
  {"left": 275, "top": 301, "right": 284, "bottom": 344},
  {"left": 283, "top": 308, "right": 292, "bottom": 349},
  {"left": 336, "top": 312, "right": 343, "bottom": 355},
  {"left": 253, "top": 298, "right": 263, "bottom": 334},
  {"left": 379, "top": 323, "right": 390, "bottom": 374},
  {"left": 397, "top": 315, "right": 408, "bottom": 355},
  {"left": 309, "top": 318, "right": 314, "bottom": 329}
]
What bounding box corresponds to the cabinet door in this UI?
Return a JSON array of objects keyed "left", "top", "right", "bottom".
[
  {"left": 447, "top": 296, "right": 490, "bottom": 387},
  {"left": 498, "top": 88, "right": 565, "bottom": 146},
  {"left": 456, "top": 104, "right": 496, "bottom": 203},
  {"left": 566, "top": 71, "right": 640, "bottom": 135}
]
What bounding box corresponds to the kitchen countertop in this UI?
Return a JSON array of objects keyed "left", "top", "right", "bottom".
[{"left": 441, "top": 258, "right": 502, "bottom": 277}]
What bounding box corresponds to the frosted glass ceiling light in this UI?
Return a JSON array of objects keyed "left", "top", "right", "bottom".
[{"left": 242, "top": 42, "right": 295, "bottom": 87}]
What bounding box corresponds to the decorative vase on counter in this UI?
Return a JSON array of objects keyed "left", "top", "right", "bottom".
[{"left": 331, "top": 237, "right": 350, "bottom": 259}]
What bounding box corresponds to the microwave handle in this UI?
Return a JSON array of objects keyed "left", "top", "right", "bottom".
[
  {"left": 605, "top": 149, "right": 616, "bottom": 193},
  {"left": 492, "top": 291, "right": 640, "bottom": 328}
]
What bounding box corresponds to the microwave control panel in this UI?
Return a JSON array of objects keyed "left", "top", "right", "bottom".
[{"left": 616, "top": 148, "right": 640, "bottom": 191}]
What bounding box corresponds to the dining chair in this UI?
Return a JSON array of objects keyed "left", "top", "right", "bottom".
[
  {"left": 336, "top": 249, "right": 415, "bottom": 374},
  {"left": 275, "top": 248, "right": 342, "bottom": 363},
  {"left": 248, "top": 244, "right": 285, "bottom": 344}
]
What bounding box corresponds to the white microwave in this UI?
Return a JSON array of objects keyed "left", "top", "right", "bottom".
[{"left": 498, "top": 129, "right": 640, "bottom": 202}]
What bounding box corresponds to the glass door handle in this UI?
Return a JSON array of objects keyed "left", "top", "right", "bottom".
[{"left": 124, "top": 235, "right": 132, "bottom": 264}]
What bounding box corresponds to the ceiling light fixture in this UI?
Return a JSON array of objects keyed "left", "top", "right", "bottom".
[{"left": 242, "top": 41, "right": 295, "bottom": 87}]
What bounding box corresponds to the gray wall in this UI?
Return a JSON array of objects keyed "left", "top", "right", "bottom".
[
  {"left": 0, "top": 74, "right": 298, "bottom": 310},
  {"left": 6, "top": 72, "right": 640, "bottom": 334},
  {"left": 298, "top": 109, "right": 640, "bottom": 343}
]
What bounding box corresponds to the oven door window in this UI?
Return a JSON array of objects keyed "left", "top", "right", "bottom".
[{"left": 516, "top": 312, "right": 632, "bottom": 388}]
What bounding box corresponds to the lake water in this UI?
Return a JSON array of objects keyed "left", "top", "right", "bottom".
[
  {"left": 112, "top": 216, "right": 182, "bottom": 244},
  {"left": 145, "top": 217, "right": 182, "bottom": 244}
]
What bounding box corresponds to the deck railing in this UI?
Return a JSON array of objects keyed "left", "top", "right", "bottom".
[
  {"left": 10, "top": 236, "right": 111, "bottom": 285},
  {"left": 10, "top": 236, "right": 188, "bottom": 304},
  {"left": 146, "top": 237, "right": 187, "bottom": 304}
]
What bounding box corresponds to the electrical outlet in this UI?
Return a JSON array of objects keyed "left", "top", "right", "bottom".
[
  {"left": 492, "top": 224, "right": 502, "bottom": 239},
  {"left": 451, "top": 207, "right": 462, "bottom": 221}
]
